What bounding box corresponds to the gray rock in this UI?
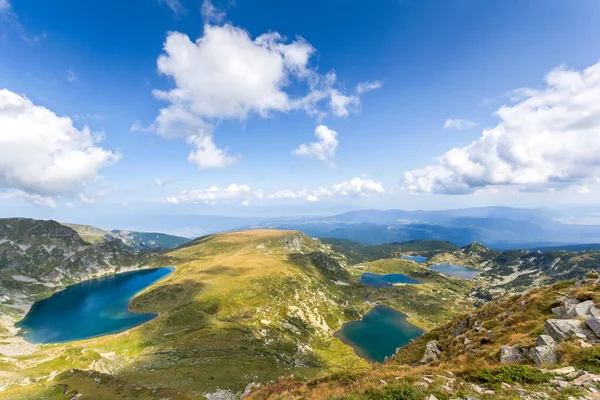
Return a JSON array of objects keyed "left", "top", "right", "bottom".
[
  {"left": 420, "top": 340, "right": 441, "bottom": 364},
  {"left": 585, "top": 317, "right": 600, "bottom": 337},
  {"left": 529, "top": 345, "right": 557, "bottom": 366},
  {"left": 544, "top": 319, "right": 597, "bottom": 343},
  {"left": 500, "top": 345, "right": 524, "bottom": 364},
  {"left": 566, "top": 300, "right": 595, "bottom": 318},
  {"left": 536, "top": 335, "right": 557, "bottom": 348},
  {"left": 552, "top": 305, "right": 567, "bottom": 319}
]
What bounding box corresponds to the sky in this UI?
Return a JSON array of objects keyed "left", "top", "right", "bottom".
[{"left": 1, "top": 0, "right": 600, "bottom": 227}]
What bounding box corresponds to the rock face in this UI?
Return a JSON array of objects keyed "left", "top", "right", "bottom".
[
  {"left": 535, "top": 335, "right": 557, "bottom": 348},
  {"left": 420, "top": 341, "right": 441, "bottom": 364},
  {"left": 585, "top": 317, "right": 600, "bottom": 337},
  {"left": 528, "top": 345, "right": 556, "bottom": 366},
  {"left": 544, "top": 319, "right": 598, "bottom": 343},
  {"left": 500, "top": 345, "right": 524, "bottom": 364}
]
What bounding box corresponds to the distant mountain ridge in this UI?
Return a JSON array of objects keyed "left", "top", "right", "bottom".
[{"left": 62, "top": 223, "right": 191, "bottom": 250}]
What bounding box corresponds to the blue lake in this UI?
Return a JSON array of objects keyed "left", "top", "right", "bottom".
[
  {"left": 360, "top": 272, "right": 421, "bottom": 288},
  {"left": 430, "top": 263, "right": 482, "bottom": 279},
  {"left": 401, "top": 255, "right": 428, "bottom": 263},
  {"left": 17, "top": 267, "right": 174, "bottom": 344},
  {"left": 334, "top": 305, "right": 424, "bottom": 363}
]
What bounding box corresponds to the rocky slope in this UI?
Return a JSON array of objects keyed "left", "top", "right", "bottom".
[
  {"left": 248, "top": 276, "right": 600, "bottom": 399},
  {"left": 62, "top": 222, "right": 191, "bottom": 250}
]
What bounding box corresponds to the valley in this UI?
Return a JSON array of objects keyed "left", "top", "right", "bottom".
[{"left": 0, "top": 217, "right": 599, "bottom": 399}]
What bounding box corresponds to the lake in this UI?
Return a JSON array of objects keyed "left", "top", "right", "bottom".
[
  {"left": 401, "top": 254, "right": 428, "bottom": 263},
  {"left": 360, "top": 272, "right": 421, "bottom": 288},
  {"left": 17, "top": 267, "right": 174, "bottom": 344},
  {"left": 430, "top": 263, "right": 482, "bottom": 279},
  {"left": 334, "top": 305, "right": 424, "bottom": 363}
]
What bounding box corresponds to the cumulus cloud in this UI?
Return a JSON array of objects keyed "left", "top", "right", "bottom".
[
  {"left": 167, "top": 177, "right": 384, "bottom": 205},
  {"left": 405, "top": 61, "right": 600, "bottom": 195},
  {"left": 444, "top": 118, "right": 477, "bottom": 130},
  {"left": 0, "top": 89, "right": 119, "bottom": 201},
  {"left": 147, "top": 23, "right": 379, "bottom": 168},
  {"left": 293, "top": 125, "right": 338, "bottom": 164}
]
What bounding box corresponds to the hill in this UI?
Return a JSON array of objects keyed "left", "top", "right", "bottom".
[
  {"left": 62, "top": 223, "right": 191, "bottom": 250},
  {"left": 248, "top": 277, "right": 600, "bottom": 399}
]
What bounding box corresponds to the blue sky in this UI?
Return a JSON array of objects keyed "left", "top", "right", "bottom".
[{"left": 1, "top": 0, "right": 600, "bottom": 227}]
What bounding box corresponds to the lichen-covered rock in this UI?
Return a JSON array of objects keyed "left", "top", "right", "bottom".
[
  {"left": 420, "top": 340, "right": 441, "bottom": 364},
  {"left": 565, "top": 300, "right": 595, "bottom": 318},
  {"left": 528, "top": 345, "right": 556, "bottom": 366},
  {"left": 535, "top": 335, "right": 557, "bottom": 348},
  {"left": 544, "top": 319, "right": 598, "bottom": 343},
  {"left": 500, "top": 345, "right": 524, "bottom": 364}
]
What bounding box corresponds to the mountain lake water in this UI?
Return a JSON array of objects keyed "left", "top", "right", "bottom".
[
  {"left": 430, "top": 263, "right": 482, "bottom": 279},
  {"left": 334, "top": 305, "right": 424, "bottom": 363},
  {"left": 400, "top": 254, "right": 428, "bottom": 263},
  {"left": 360, "top": 272, "right": 421, "bottom": 288},
  {"left": 17, "top": 267, "right": 174, "bottom": 344}
]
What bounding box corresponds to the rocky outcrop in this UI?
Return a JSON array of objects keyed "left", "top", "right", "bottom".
[
  {"left": 535, "top": 335, "right": 556, "bottom": 348},
  {"left": 500, "top": 345, "right": 525, "bottom": 364},
  {"left": 544, "top": 319, "right": 598, "bottom": 343},
  {"left": 420, "top": 341, "right": 441, "bottom": 364},
  {"left": 585, "top": 317, "right": 600, "bottom": 337},
  {"left": 528, "top": 345, "right": 556, "bottom": 366}
]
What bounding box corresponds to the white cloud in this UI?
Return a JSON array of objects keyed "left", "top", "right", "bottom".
[
  {"left": 66, "top": 68, "right": 77, "bottom": 83},
  {"left": 201, "top": 0, "right": 225, "bottom": 23},
  {"left": 1, "top": 190, "right": 56, "bottom": 208},
  {"left": 167, "top": 177, "right": 385, "bottom": 205},
  {"left": 187, "top": 135, "right": 240, "bottom": 169},
  {"left": 158, "top": 0, "right": 185, "bottom": 14},
  {"left": 147, "top": 23, "right": 379, "bottom": 168},
  {"left": 405, "top": 61, "right": 600, "bottom": 195},
  {"left": 0, "top": 89, "right": 119, "bottom": 199},
  {"left": 356, "top": 81, "right": 382, "bottom": 94},
  {"left": 443, "top": 118, "right": 477, "bottom": 130},
  {"left": 577, "top": 186, "right": 591, "bottom": 195},
  {"left": 293, "top": 125, "right": 338, "bottom": 164},
  {"left": 155, "top": 177, "right": 174, "bottom": 187}
]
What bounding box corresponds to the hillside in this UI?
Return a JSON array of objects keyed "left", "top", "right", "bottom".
[
  {"left": 62, "top": 223, "right": 191, "bottom": 250},
  {"left": 248, "top": 277, "right": 600, "bottom": 399}
]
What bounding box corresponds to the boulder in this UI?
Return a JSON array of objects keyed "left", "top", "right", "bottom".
[
  {"left": 535, "top": 335, "right": 557, "bottom": 348},
  {"left": 528, "top": 345, "right": 556, "bottom": 366},
  {"left": 585, "top": 317, "right": 600, "bottom": 337},
  {"left": 500, "top": 345, "right": 524, "bottom": 364},
  {"left": 566, "top": 300, "right": 595, "bottom": 318},
  {"left": 572, "top": 373, "right": 600, "bottom": 386},
  {"left": 544, "top": 319, "right": 597, "bottom": 343},
  {"left": 551, "top": 305, "right": 567, "bottom": 319},
  {"left": 420, "top": 341, "right": 441, "bottom": 364}
]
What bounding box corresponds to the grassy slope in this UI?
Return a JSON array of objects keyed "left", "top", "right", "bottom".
[{"left": 1, "top": 230, "right": 372, "bottom": 399}]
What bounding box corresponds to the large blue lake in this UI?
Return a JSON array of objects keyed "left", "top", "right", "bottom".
[
  {"left": 17, "top": 267, "right": 174, "bottom": 344},
  {"left": 360, "top": 272, "right": 420, "bottom": 288},
  {"left": 334, "top": 305, "right": 424, "bottom": 363},
  {"left": 430, "top": 263, "right": 482, "bottom": 279}
]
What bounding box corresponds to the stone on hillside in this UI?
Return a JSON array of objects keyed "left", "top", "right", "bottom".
[
  {"left": 590, "top": 306, "right": 600, "bottom": 319},
  {"left": 544, "top": 319, "right": 597, "bottom": 343},
  {"left": 566, "top": 300, "right": 595, "bottom": 318},
  {"left": 585, "top": 317, "right": 600, "bottom": 337},
  {"left": 551, "top": 305, "right": 567, "bottom": 319},
  {"left": 425, "top": 395, "right": 438, "bottom": 400},
  {"left": 528, "top": 345, "right": 556, "bottom": 367},
  {"left": 535, "top": 335, "right": 557, "bottom": 348},
  {"left": 572, "top": 373, "right": 600, "bottom": 386},
  {"left": 420, "top": 340, "right": 441, "bottom": 364},
  {"left": 549, "top": 366, "right": 575, "bottom": 375},
  {"left": 500, "top": 345, "right": 524, "bottom": 364}
]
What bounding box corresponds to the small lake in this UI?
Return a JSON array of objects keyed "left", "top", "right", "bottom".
[
  {"left": 17, "top": 267, "right": 174, "bottom": 344},
  {"left": 360, "top": 272, "right": 421, "bottom": 288},
  {"left": 334, "top": 305, "right": 424, "bottom": 363},
  {"left": 401, "top": 255, "right": 428, "bottom": 263},
  {"left": 430, "top": 263, "right": 482, "bottom": 279}
]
